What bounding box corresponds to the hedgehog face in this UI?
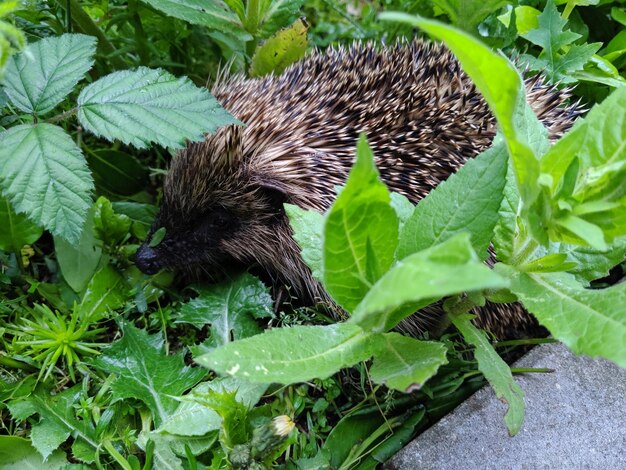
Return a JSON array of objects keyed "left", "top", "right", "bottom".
[{"left": 135, "top": 203, "right": 245, "bottom": 275}]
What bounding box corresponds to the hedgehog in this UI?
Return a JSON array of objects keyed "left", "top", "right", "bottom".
[{"left": 134, "top": 40, "right": 580, "bottom": 338}]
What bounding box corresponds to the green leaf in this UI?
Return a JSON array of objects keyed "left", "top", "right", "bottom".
[
  {"left": 324, "top": 135, "right": 399, "bottom": 312},
  {"left": 91, "top": 323, "right": 206, "bottom": 425},
  {"left": 111, "top": 201, "right": 157, "bottom": 240},
  {"left": 176, "top": 273, "right": 273, "bottom": 346},
  {"left": 431, "top": 0, "right": 507, "bottom": 33},
  {"left": 369, "top": 333, "right": 448, "bottom": 392},
  {"left": 1, "top": 34, "right": 96, "bottom": 115},
  {"left": 350, "top": 234, "right": 509, "bottom": 332},
  {"left": 0, "top": 124, "right": 93, "bottom": 243},
  {"left": 397, "top": 140, "right": 508, "bottom": 261},
  {"left": 93, "top": 196, "right": 132, "bottom": 246},
  {"left": 195, "top": 323, "right": 379, "bottom": 383},
  {"left": 140, "top": 0, "right": 251, "bottom": 40},
  {"left": 0, "top": 436, "right": 68, "bottom": 469},
  {"left": 54, "top": 207, "right": 102, "bottom": 293},
  {"left": 551, "top": 237, "right": 626, "bottom": 284},
  {"left": 538, "top": 86, "right": 626, "bottom": 245},
  {"left": 148, "top": 227, "right": 166, "bottom": 248},
  {"left": 256, "top": 0, "right": 306, "bottom": 38},
  {"left": 380, "top": 13, "right": 543, "bottom": 207},
  {"left": 250, "top": 18, "right": 307, "bottom": 77},
  {"left": 7, "top": 386, "right": 98, "bottom": 460},
  {"left": 0, "top": 196, "right": 42, "bottom": 252},
  {"left": 449, "top": 313, "right": 525, "bottom": 436},
  {"left": 286, "top": 204, "right": 324, "bottom": 282},
  {"left": 77, "top": 266, "right": 128, "bottom": 321},
  {"left": 520, "top": 0, "right": 600, "bottom": 83},
  {"left": 500, "top": 265, "right": 626, "bottom": 369},
  {"left": 77, "top": 67, "right": 239, "bottom": 149},
  {"left": 86, "top": 149, "right": 149, "bottom": 197}
]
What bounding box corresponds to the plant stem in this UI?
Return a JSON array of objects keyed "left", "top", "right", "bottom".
[
  {"left": 103, "top": 441, "right": 133, "bottom": 470},
  {"left": 46, "top": 107, "right": 78, "bottom": 124},
  {"left": 53, "top": 0, "right": 127, "bottom": 70}
]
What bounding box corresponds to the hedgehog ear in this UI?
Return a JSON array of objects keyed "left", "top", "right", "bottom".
[{"left": 255, "top": 178, "right": 290, "bottom": 210}]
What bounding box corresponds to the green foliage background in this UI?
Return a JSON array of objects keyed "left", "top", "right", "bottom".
[{"left": 0, "top": 0, "right": 625, "bottom": 468}]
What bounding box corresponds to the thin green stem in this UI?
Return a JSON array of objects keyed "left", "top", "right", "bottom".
[
  {"left": 46, "top": 107, "right": 78, "bottom": 124},
  {"left": 103, "top": 441, "right": 133, "bottom": 470}
]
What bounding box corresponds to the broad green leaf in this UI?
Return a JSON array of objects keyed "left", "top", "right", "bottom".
[
  {"left": 0, "top": 196, "right": 42, "bottom": 252},
  {"left": 431, "top": 0, "right": 507, "bottom": 33},
  {"left": 499, "top": 265, "right": 626, "bottom": 369},
  {"left": 397, "top": 140, "right": 507, "bottom": 261},
  {"left": 552, "top": 237, "right": 626, "bottom": 284},
  {"left": 77, "top": 266, "right": 128, "bottom": 321},
  {"left": 286, "top": 203, "right": 324, "bottom": 281},
  {"left": 176, "top": 273, "right": 273, "bottom": 346},
  {"left": 498, "top": 6, "right": 540, "bottom": 35},
  {"left": 111, "top": 201, "right": 157, "bottom": 240},
  {"left": 93, "top": 196, "right": 132, "bottom": 246},
  {"left": 195, "top": 323, "right": 379, "bottom": 383},
  {"left": 0, "top": 124, "right": 93, "bottom": 243},
  {"left": 54, "top": 207, "right": 102, "bottom": 293},
  {"left": 2, "top": 34, "right": 96, "bottom": 115},
  {"left": 324, "top": 135, "right": 399, "bottom": 312},
  {"left": 86, "top": 149, "right": 149, "bottom": 196},
  {"left": 250, "top": 18, "right": 307, "bottom": 77},
  {"left": 256, "top": 0, "right": 306, "bottom": 38},
  {"left": 77, "top": 67, "right": 239, "bottom": 149},
  {"left": 7, "top": 386, "right": 98, "bottom": 460},
  {"left": 380, "top": 13, "right": 543, "bottom": 206},
  {"left": 450, "top": 313, "right": 525, "bottom": 436},
  {"left": 140, "top": 0, "right": 251, "bottom": 40},
  {"left": 0, "top": 436, "right": 68, "bottom": 469},
  {"left": 389, "top": 192, "right": 414, "bottom": 231},
  {"left": 91, "top": 323, "right": 206, "bottom": 425},
  {"left": 350, "top": 234, "right": 509, "bottom": 332},
  {"left": 369, "top": 333, "right": 448, "bottom": 392}
]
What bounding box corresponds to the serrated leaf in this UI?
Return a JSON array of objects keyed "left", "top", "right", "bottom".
[
  {"left": 54, "top": 206, "right": 102, "bottom": 293},
  {"left": 0, "top": 196, "right": 43, "bottom": 252},
  {"left": 77, "top": 67, "right": 239, "bottom": 149},
  {"left": 0, "top": 436, "right": 68, "bottom": 470},
  {"left": 500, "top": 265, "right": 626, "bottom": 369},
  {"left": 450, "top": 313, "right": 525, "bottom": 436},
  {"left": 140, "top": 0, "right": 250, "bottom": 40},
  {"left": 324, "top": 135, "right": 399, "bottom": 312},
  {"left": 1, "top": 34, "right": 96, "bottom": 115},
  {"left": 91, "top": 323, "right": 206, "bottom": 425},
  {"left": 0, "top": 124, "right": 93, "bottom": 243},
  {"left": 522, "top": 0, "right": 579, "bottom": 52},
  {"left": 195, "top": 323, "right": 379, "bottom": 383},
  {"left": 250, "top": 18, "right": 307, "bottom": 77},
  {"left": 397, "top": 140, "right": 507, "bottom": 261},
  {"left": 176, "top": 273, "right": 273, "bottom": 347},
  {"left": 369, "top": 333, "right": 448, "bottom": 392},
  {"left": 286, "top": 204, "right": 324, "bottom": 281},
  {"left": 349, "top": 234, "right": 509, "bottom": 332},
  {"left": 7, "top": 386, "right": 97, "bottom": 461}
]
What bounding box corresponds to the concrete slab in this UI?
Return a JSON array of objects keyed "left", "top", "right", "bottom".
[{"left": 386, "top": 343, "right": 626, "bottom": 470}]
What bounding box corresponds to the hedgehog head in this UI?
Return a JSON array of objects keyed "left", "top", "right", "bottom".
[{"left": 135, "top": 125, "right": 319, "bottom": 297}]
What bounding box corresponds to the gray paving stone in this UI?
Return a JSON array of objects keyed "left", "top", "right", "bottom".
[{"left": 386, "top": 342, "right": 626, "bottom": 470}]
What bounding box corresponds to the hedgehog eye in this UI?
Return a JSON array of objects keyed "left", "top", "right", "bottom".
[{"left": 198, "top": 208, "right": 234, "bottom": 234}]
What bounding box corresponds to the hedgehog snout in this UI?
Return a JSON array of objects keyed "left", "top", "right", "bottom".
[{"left": 135, "top": 244, "right": 162, "bottom": 275}]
